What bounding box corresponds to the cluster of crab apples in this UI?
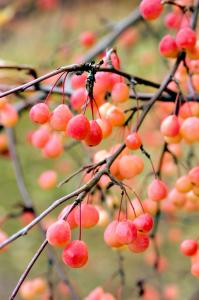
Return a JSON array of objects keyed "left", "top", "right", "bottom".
[
  {"left": 45, "top": 199, "right": 156, "bottom": 269},
  {"left": 140, "top": 0, "right": 199, "bottom": 59}
]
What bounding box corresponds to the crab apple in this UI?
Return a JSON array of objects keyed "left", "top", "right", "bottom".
[
  {"left": 125, "top": 132, "right": 142, "bottom": 150},
  {"left": 20, "top": 211, "right": 35, "bottom": 226},
  {"left": 128, "top": 232, "right": 150, "bottom": 253},
  {"left": 70, "top": 88, "right": 87, "bottom": 111},
  {"left": 175, "top": 175, "right": 192, "bottom": 193},
  {"left": 71, "top": 73, "right": 87, "bottom": 89},
  {"left": 179, "top": 102, "right": 199, "bottom": 119},
  {"left": 110, "top": 73, "right": 124, "bottom": 88},
  {"left": 160, "top": 115, "right": 180, "bottom": 137},
  {"left": 164, "top": 134, "right": 182, "bottom": 144},
  {"left": 187, "top": 41, "right": 199, "bottom": 60},
  {"left": 46, "top": 220, "right": 71, "bottom": 247},
  {"left": 96, "top": 118, "right": 112, "bottom": 138},
  {"left": 176, "top": 27, "right": 196, "bottom": 51},
  {"left": 80, "top": 31, "right": 96, "bottom": 47},
  {"left": 32, "top": 126, "right": 50, "bottom": 149},
  {"left": 74, "top": 203, "right": 99, "bottom": 228},
  {"left": 95, "top": 72, "right": 113, "bottom": 93},
  {"left": 118, "top": 155, "right": 144, "bottom": 179},
  {"left": 0, "top": 103, "right": 18, "bottom": 127},
  {"left": 85, "top": 120, "right": 103, "bottom": 146},
  {"left": 67, "top": 114, "right": 90, "bottom": 140},
  {"left": 104, "top": 220, "right": 123, "bottom": 248},
  {"left": 50, "top": 104, "right": 72, "bottom": 131},
  {"left": 115, "top": 220, "right": 137, "bottom": 245},
  {"left": 98, "top": 103, "right": 112, "bottom": 118},
  {"left": 159, "top": 35, "right": 179, "bottom": 58},
  {"left": 180, "top": 239, "right": 198, "bottom": 256},
  {"left": 119, "top": 28, "right": 138, "bottom": 48},
  {"left": 189, "top": 166, "right": 199, "bottom": 186},
  {"left": 106, "top": 105, "right": 125, "bottom": 127},
  {"left": 143, "top": 198, "right": 158, "bottom": 215},
  {"left": 168, "top": 188, "right": 186, "bottom": 207},
  {"left": 139, "top": 0, "right": 163, "bottom": 20},
  {"left": 38, "top": 170, "right": 57, "bottom": 189},
  {"left": 43, "top": 134, "right": 63, "bottom": 158},
  {"left": 111, "top": 82, "right": 129, "bottom": 102},
  {"left": 85, "top": 286, "right": 104, "bottom": 300},
  {"left": 32, "top": 277, "right": 47, "bottom": 294},
  {"left": 191, "top": 263, "right": 199, "bottom": 277},
  {"left": 133, "top": 213, "right": 154, "bottom": 233},
  {"left": 58, "top": 205, "right": 77, "bottom": 229},
  {"left": 147, "top": 179, "right": 168, "bottom": 201},
  {"left": 164, "top": 12, "right": 182, "bottom": 30},
  {"left": 20, "top": 280, "right": 36, "bottom": 299},
  {"left": 180, "top": 117, "right": 199, "bottom": 143},
  {"left": 29, "top": 103, "right": 50, "bottom": 124},
  {"left": 62, "top": 240, "right": 88, "bottom": 268}
]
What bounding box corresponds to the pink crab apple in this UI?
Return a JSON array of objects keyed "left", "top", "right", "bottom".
[
  {"left": 0, "top": 103, "right": 18, "bottom": 127},
  {"left": 111, "top": 82, "right": 129, "bottom": 102},
  {"left": 159, "top": 35, "right": 179, "bottom": 58},
  {"left": 180, "top": 240, "right": 198, "bottom": 256},
  {"left": 189, "top": 166, "right": 199, "bottom": 186},
  {"left": 70, "top": 88, "right": 87, "bottom": 111},
  {"left": 32, "top": 126, "right": 50, "bottom": 149},
  {"left": 85, "top": 120, "right": 103, "bottom": 146},
  {"left": 80, "top": 31, "right": 96, "bottom": 47},
  {"left": 96, "top": 118, "right": 112, "bottom": 139},
  {"left": 62, "top": 240, "right": 88, "bottom": 268},
  {"left": 118, "top": 155, "right": 144, "bottom": 179},
  {"left": 133, "top": 213, "right": 154, "bottom": 233},
  {"left": 104, "top": 220, "right": 123, "bottom": 248},
  {"left": 125, "top": 132, "right": 142, "bottom": 150},
  {"left": 50, "top": 104, "right": 72, "bottom": 131},
  {"left": 67, "top": 114, "right": 90, "bottom": 140},
  {"left": 176, "top": 27, "right": 196, "bottom": 51},
  {"left": 71, "top": 73, "right": 87, "bottom": 89},
  {"left": 164, "top": 11, "right": 182, "bottom": 30},
  {"left": 38, "top": 170, "right": 57, "bottom": 189},
  {"left": 128, "top": 232, "right": 150, "bottom": 253},
  {"left": 46, "top": 220, "right": 71, "bottom": 247},
  {"left": 160, "top": 115, "right": 180, "bottom": 137},
  {"left": 58, "top": 205, "right": 78, "bottom": 229},
  {"left": 29, "top": 103, "right": 50, "bottom": 124},
  {"left": 115, "top": 220, "right": 137, "bottom": 245},
  {"left": 139, "top": 0, "right": 163, "bottom": 21},
  {"left": 74, "top": 203, "right": 99, "bottom": 228},
  {"left": 147, "top": 179, "right": 168, "bottom": 201},
  {"left": 43, "top": 134, "right": 63, "bottom": 158},
  {"left": 180, "top": 117, "right": 199, "bottom": 143}
]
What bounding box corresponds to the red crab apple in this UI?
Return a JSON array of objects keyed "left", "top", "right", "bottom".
[{"left": 62, "top": 240, "right": 88, "bottom": 268}]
